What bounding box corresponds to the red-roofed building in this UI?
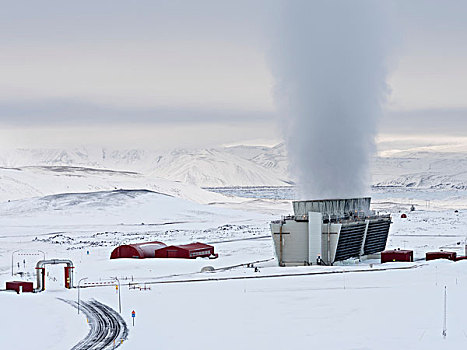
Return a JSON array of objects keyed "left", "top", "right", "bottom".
[
  {"left": 426, "top": 251, "right": 457, "bottom": 261},
  {"left": 110, "top": 241, "right": 217, "bottom": 259},
  {"left": 6, "top": 281, "right": 34, "bottom": 293},
  {"left": 154, "top": 242, "right": 217, "bottom": 259},
  {"left": 110, "top": 241, "right": 167, "bottom": 259},
  {"left": 381, "top": 249, "right": 413, "bottom": 263}
]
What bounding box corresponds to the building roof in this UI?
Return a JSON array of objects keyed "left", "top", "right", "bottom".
[
  {"left": 116, "top": 241, "right": 167, "bottom": 258},
  {"left": 172, "top": 242, "right": 213, "bottom": 251},
  {"left": 132, "top": 241, "right": 166, "bottom": 255},
  {"left": 383, "top": 249, "right": 413, "bottom": 254},
  {"left": 426, "top": 251, "right": 456, "bottom": 255}
]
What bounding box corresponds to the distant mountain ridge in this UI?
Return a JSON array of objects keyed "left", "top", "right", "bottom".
[
  {"left": 0, "top": 143, "right": 466, "bottom": 190},
  {"left": 372, "top": 153, "right": 467, "bottom": 190},
  {"left": 0, "top": 145, "right": 290, "bottom": 187}
]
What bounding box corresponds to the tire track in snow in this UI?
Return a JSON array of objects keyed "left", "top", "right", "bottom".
[{"left": 60, "top": 299, "right": 128, "bottom": 350}]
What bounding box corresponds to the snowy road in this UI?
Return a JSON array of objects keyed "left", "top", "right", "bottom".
[{"left": 62, "top": 299, "right": 128, "bottom": 350}]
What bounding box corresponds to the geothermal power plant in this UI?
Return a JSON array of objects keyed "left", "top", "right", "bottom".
[{"left": 270, "top": 197, "right": 391, "bottom": 266}]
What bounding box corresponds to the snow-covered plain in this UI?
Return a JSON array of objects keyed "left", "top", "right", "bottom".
[
  {"left": 1, "top": 185, "right": 467, "bottom": 349},
  {"left": 1, "top": 139, "right": 467, "bottom": 349}
]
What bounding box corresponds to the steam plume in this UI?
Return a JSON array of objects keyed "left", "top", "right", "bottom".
[{"left": 270, "top": 0, "right": 395, "bottom": 199}]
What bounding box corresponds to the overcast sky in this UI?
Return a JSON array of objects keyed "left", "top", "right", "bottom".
[{"left": 0, "top": 0, "right": 466, "bottom": 149}]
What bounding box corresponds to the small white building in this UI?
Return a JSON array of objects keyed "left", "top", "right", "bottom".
[{"left": 270, "top": 198, "right": 391, "bottom": 266}]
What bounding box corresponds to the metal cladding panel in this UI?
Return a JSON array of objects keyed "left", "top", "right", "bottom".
[
  {"left": 334, "top": 222, "right": 367, "bottom": 261},
  {"left": 154, "top": 246, "right": 190, "bottom": 258},
  {"left": 308, "top": 212, "right": 322, "bottom": 264},
  {"left": 363, "top": 219, "right": 391, "bottom": 255},
  {"left": 270, "top": 223, "right": 281, "bottom": 262},
  {"left": 154, "top": 244, "right": 214, "bottom": 259},
  {"left": 271, "top": 221, "right": 309, "bottom": 264},
  {"left": 293, "top": 197, "right": 371, "bottom": 217},
  {"left": 320, "top": 224, "right": 341, "bottom": 264}
]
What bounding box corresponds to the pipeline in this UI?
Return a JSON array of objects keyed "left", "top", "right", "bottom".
[
  {"left": 34, "top": 259, "right": 74, "bottom": 293},
  {"left": 79, "top": 263, "right": 422, "bottom": 289}
]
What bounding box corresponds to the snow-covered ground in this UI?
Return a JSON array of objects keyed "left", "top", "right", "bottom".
[
  {"left": 1, "top": 138, "right": 467, "bottom": 349},
  {"left": 0, "top": 182, "right": 466, "bottom": 349}
]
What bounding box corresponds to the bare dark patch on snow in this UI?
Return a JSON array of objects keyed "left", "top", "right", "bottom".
[{"left": 31, "top": 224, "right": 269, "bottom": 251}]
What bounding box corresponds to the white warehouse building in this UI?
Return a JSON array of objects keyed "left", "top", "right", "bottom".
[{"left": 270, "top": 197, "right": 391, "bottom": 266}]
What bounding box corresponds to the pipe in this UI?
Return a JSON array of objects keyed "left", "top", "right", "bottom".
[
  {"left": 34, "top": 267, "right": 45, "bottom": 293},
  {"left": 64, "top": 266, "right": 74, "bottom": 289},
  {"left": 34, "top": 259, "right": 74, "bottom": 293},
  {"left": 279, "top": 223, "right": 283, "bottom": 266},
  {"left": 327, "top": 214, "right": 331, "bottom": 265},
  {"left": 36, "top": 259, "right": 73, "bottom": 268},
  {"left": 77, "top": 277, "right": 88, "bottom": 314}
]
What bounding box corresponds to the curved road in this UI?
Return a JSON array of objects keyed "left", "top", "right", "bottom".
[{"left": 61, "top": 299, "right": 128, "bottom": 350}]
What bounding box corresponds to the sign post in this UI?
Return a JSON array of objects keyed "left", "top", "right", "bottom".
[
  {"left": 113, "top": 277, "right": 121, "bottom": 313},
  {"left": 443, "top": 286, "right": 447, "bottom": 338},
  {"left": 132, "top": 310, "right": 135, "bottom": 326}
]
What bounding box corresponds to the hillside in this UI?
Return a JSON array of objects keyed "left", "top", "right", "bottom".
[{"left": 0, "top": 165, "right": 225, "bottom": 203}]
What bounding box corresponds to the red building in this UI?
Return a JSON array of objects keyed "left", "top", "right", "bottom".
[
  {"left": 110, "top": 241, "right": 167, "bottom": 259},
  {"left": 110, "top": 241, "right": 217, "bottom": 259},
  {"left": 154, "top": 242, "right": 217, "bottom": 259},
  {"left": 6, "top": 281, "right": 34, "bottom": 293},
  {"left": 381, "top": 249, "right": 413, "bottom": 263},
  {"left": 426, "top": 251, "right": 457, "bottom": 261}
]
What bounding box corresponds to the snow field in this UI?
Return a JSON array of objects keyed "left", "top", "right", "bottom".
[
  {"left": 0, "top": 182, "right": 467, "bottom": 348},
  {"left": 0, "top": 291, "right": 87, "bottom": 350},
  {"left": 71, "top": 260, "right": 467, "bottom": 350}
]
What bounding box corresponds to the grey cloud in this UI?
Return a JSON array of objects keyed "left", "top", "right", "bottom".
[
  {"left": 0, "top": 1, "right": 270, "bottom": 46},
  {"left": 0, "top": 99, "right": 273, "bottom": 126},
  {"left": 382, "top": 108, "right": 467, "bottom": 136}
]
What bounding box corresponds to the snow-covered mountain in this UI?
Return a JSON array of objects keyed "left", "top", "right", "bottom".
[
  {"left": 148, "top": 146, "right": 290, "bottom": 187},
  {"left": 0, "top": 148, "right": 155, "bottom": 172},
  {"left": 1, "top": 139, "right": 467, "bottom": 190},
  {"left": 225, "top": 144, "right": 288, "bottom": 175},
  {"left": 372, "top": 153, "right": 467, "bottom": 189},
  {"left": 0, "top": 145, "right": 291, "bottom": 187}
]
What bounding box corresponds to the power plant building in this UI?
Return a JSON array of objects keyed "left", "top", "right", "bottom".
[{"left": 270, "top": 197, "right": 391, "bottom": 266}]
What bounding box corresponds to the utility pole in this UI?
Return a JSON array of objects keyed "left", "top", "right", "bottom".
[
  {"left": 77, "top": 277, "right": 88, "bottom": 314},
  {"left": 442, "top": 286, "right": 447, "bottom": 338},
  {"left": 114, "top": 277, "right": 122, "bottom": 314},
  {"left": 279, "top": 223, "right": 283, "bottom": 266},
  {"left": 11, "top": 250, "right": 21, "bottom": 276},
  {"left": 11, "top": 250, "right": 45, "bottom": 276}
]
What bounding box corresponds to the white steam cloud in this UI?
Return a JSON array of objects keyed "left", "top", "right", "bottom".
[{"left": 270, "top": 0, "right": 395, "bottom": 199}]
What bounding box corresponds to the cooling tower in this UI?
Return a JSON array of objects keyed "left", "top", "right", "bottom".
[{"left": 270, "top": 197, "right": 391, "bottom": 266}]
